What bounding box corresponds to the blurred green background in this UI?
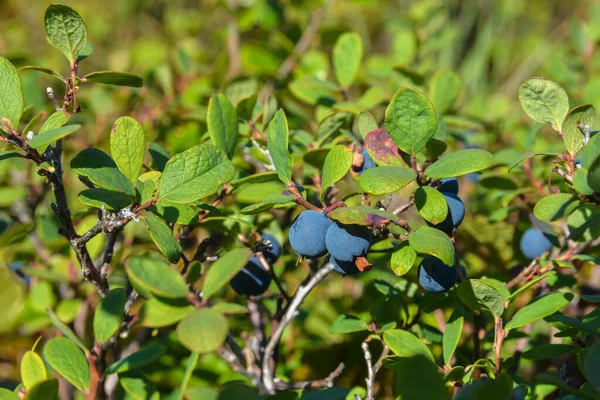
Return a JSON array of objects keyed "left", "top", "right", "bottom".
[{"left": 2, "top": 0, "right": 600, "bottom": 398}]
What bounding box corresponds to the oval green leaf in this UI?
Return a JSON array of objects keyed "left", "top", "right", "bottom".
[
  {"left": 138, "top": 297, "right": 194, "bottom": 328},
  {"left": 359, "top": 166, "right": 416, "bottom": 195},
  {"left": 104, "top": 343, "right": 165, "bottom": 375},
  {"left": 425, "top": 149, "right": 494, "bottom": 179},
  {"left": 408, "top": 226, "right": 455, "bottom": 266},
  {"left": 176, "top": 308, "right": 229, "bottom": 353},
  {"left": 333, "top": 32, "right": 363, "bottom": 88},
  {"left": 93, "top": 288, "right": 126, "bottom": 344},
  {"left": 0, "top": 57, "right": 24, "bottom": 128},
  {"left": 43, "top": 337, "right": 90, "bottom": 392},
  {"left": 208, "top": 94, "right": 238, "bottom": 159},
  {"left": 505, "top": 292, "right": 574, "bottom": 331},
  {"left": 457, "top": 279, "right": 505, "bottom": 317},
  {"left": 383, "top": 329, "right": 434, "bottom": 361},
  {"left": 390, "top": 242, "right": 417, "bottom": 276},
  {"left": 202, "top": 247, "right": 253, "bottom": 300},
  {"left": 28, "top": 125, "right": 81, "bottom": 149},
  {"left": 320, "top": 145, "right": 353, "bottom": 201},
  {"left": 44, "top": 4, "right": 87, "bottom": 63},
  {"left": 125, "top": 255, "right": 188, "bottom": 299},
  {"left": 518, "top": 78, "right": 569, "bottom": 131},
  {"left": 83, "top": 71, "right": 143, "bottom": 87},
  {"left": 562, "top": 104, "right": 594, "bottom": 155},
  {"left": 533, "top": 193, "right": 581, "bottom": 222},
  {"left": 266, "top": 109, "right": 292, "bottom": 184},
  {"left": 71, "top": 148, "right": 135, "bottom": 196},
  {"left": 111, "top": 116, "right": 146, "bottom": 183},
  {"left": 21, "top": 351, "right": 47, "bottom": 389},
  {"left": 415, "top": 186, "right": 449, "bottom": 224},
  {"left": 143, "top": 215, "right": 182, "bottom": 264}
]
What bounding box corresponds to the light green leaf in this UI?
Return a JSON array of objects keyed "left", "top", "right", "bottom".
[
  {"left": 583, "top": 134, "right": 600, "bottom": 169},
  {"left": 320, "top": 145, "right": 353, "bottom": 201},
  {"left": 44, "top": 4, "right": 87, "bottom": 63},
  {"left": 24, "top": 378, "right": 58, "bottom": 400},
  {"left": 210, "top": 302, "right": 248, "bottom": 315},
  {"left": 390, "top": 242, "right": 417, "bottom": 276},
  {"left": 93, "top": 289, "right": 126, "bottom": 344},
  {"left": 329, "top": 314, "right": 369, "bottom": 334},
  {"left": 43, "top": 337, "right": 90, "bottom": 392},
  {"left": 518, "top": 78, "right": 569, "bottom": 131},
  {"left": 208, "top": 94, "right": 238, "bottom": 159},
  {"left": 180, "top": 351, "right": 200, "bottom": 400},
  {"left": 46, "top": 309, "right": 88, "bottom": 354},
  {"left": 288, "top": 75, "right": 338, "bottom": 106},
  {"left": 119, "top": 371, "right": 159, "bottom": 400},
  {"left": 18, "top": 66, "right": 65, "bottom": 82},
  {"left": 111, "top": 116, "right": 146, "bottom": 183},
  {"left": 83, "top": 71, "right": 143, "bottom": 87},
  {"left": 508, "top": 271, "right": 556, "bottom": 301},
  {"left": 138, "top": 297, "right": 194, "bottom": 328},
  {"left": 443, "top": 304, "right": 464, "bottom": 366},
  {"left": 533, "top": 193, "right": 581, "bottom": 222},
  {"left": 55, "top": 299, "right": 82, "bottom": 324},
  {"left": 384, "top": 87, "right": 438, "bottom": 154},
  {"left": 562, "top": 104, "right": 594, "bottom": 155},
  {"left": 177, "top": 309, "right": 229, "bottom": 353},
  {"left": 383, "top": 329, "right": 434, "bottom": 362},
  {"left": 573, "top": 169, "right": 594, "bottom": 195},
  {"left": 333, "top": 32, "right": 363, "bottom": 88},
  {"left": 588, "top": 154, "right": 600, "bottom": 192},
  {"left": 39, "top": 111, "right": 70, "bottom": 144},
  {"left": 149, "top": 200, "right": 198, "bottom": 225},
  {"left": 28, "top": 125, "right": 81, "bottom": 149},
  {"left": 430, "top": 70, "right": 462, "bottom": 114},
  {"left": 327, "top": 205, "right": 400, "bottom": 226},
  {"left": 408, "top": 227, "right": 455, "bottom": 266},
  {"left": 0, "top": 389, "right": 19, "bottom": 400},
  {"left": 186, "top": 386, "right": 218, "bottom": 400},
  {"left": 105, "top": 344, "right": 165, "bottom": 375},
  {"left": 0, "top": 57, "right": 24, "bottom": 128},
  {"left": 508, "top": 151, "right": 561, "bottom": 172},
  {"left": 202, "top": 248, "right": 253, "bottom": 300},
  {"left": 71, "top": 149, "right": 135, "bottom": 196},
  {"left": 78, "top": 188, "right": 132, "bottom": 211},
  {"left": 157, "top": 144, "right": 235, "bottom": 203},
  {"left": 505, "top": 292, "right": 574, "bottom": 331},
  {"left": 267, "top": 109, "right": 292, "bottom": 184},
  {"left": 391, "top": 355, "right": 447, "bottom": 400},
  {"left": 425, "top": 149, "right": 494, "bottom": 179},
  {"left": 415, "top": 186, "right": 449, "bottom": 225},
  {"left": 359, "top": 166, "right": 416, "bottom": 195},
  {"left": 21, "top": 351, "right": 47, "bottom": 388},
  {"left": 457, "top": 279, "right": 505, "bottom": 317},
  {"left": 143, "top": 215, "right": 182, "bottom": 264},
  {"left": 353, "top": 112, "right": 378, "bottom": 140},
  {"left": 125, "top": 255, "right": 188, "bottom": 299}
]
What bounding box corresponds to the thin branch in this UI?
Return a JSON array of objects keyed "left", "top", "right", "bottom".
[
  {"left": 274, "top": 362, "right": 345, "bottom": 390},
  {"left": 262, "top": 262, "right": 335, "bottom": 394}
]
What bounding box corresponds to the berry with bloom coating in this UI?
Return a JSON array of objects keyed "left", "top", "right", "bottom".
[
  {"left": 330, "top": 257, "right": 360, "bottom": 275},
  {"left": 429, "top": 193, "right": 465, "bottom": 231},
  {"left": 260, "top": 233, "right": 281, "bottom": 264},
  {"left": 230, "top": 256, "right": 272, "bottom": 296},
  {"left": 520, "top": 227, "right": 552, "bottom": 259},
  {"left": 438, "top": 178, "right": 459, "bottom": 195},
  {"left": 289, "top": 210, "right": 333, "bottom": 258},
  {"left": 418, "top": 256, "right": 458, "bottom": 293},
  {"left": 325, "top": 222, "right": 371, "bottom": 262}
]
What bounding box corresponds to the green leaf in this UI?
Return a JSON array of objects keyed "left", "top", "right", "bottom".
[
  {"left": 288, "top": 75, "right": 338, "bottom": 106},
  {"left": 552, "top": 315, "right": 600, "bottom": 338},
  {"left": 18, "top": 66, "right": 65, "bottom": 82},
  {"left": 93, "top": 289, "right": 126, "bottom": 344},
  {"left": 208, "top": 94, "right": 238, "bottom": 159},
  {"left": 320, "top": 145, "right": 353, "bottom": 201},
  {"left": 562, "top": 105, "right": 594, "bottom": 155},
  {"left": 176, "top": 308, "right": 229, "bottom": 353},
  {"left": 329, "top": 314, "right": 369, "bottom": 334},
  {"left": 425, "top": 149, "right": 495, "bottom": 179},
  {"left": 0, "top": 389, "right": 19, "bottom": 400},
  {"left": 518, "top": 78, "right": 569, "bottom": 132},
  {"left": 415, "top": 186, "right": 449, "bottom": 225},
  {"left": 71, "top": 149, "right": 135, "bottom": 196},
  {"left": 583, "top": 342, "right": 600, "bottom": 391},
  {"left": 408, "top": 227, "right": 455, "bottom": 266},
  {"left": 24, "top": 378, "right": 58, "bottom": 400},
  {"left": 119, "top": 371, "right": 159, "bottom": 400},
  {"left": 384, "top": 87, "right": 438, "bottom": 154},
  {"left": 589, "top": 154, "right": 600, "bottom": 192},
  {"left": 202, "top": 247, "right": 253, "bottom": 300},
  {"left": 533, "top": 193, "right": 581, "bottom": 222},
  {"left": 390, "top": 242, "right": 417, "bottom": 276},
  {"left": 46, "top": 308, "right": 88, "bottom": 354},
  {"left": 573, "top": 168, "right": 594, "bottom": 195},
  {"left": 43, "top": 337, "right": 90, "bottom": 392},
  {"left": 457, "top": 279, "right": 505, "bottom": 317},
  {"left": 40, "top": 110, "right": 70, "bottom": 132},
  {"left": 44, "top": 4, "right": 87, "bottom": 63},
  {"left": 327, "top": 205, "right": 400, "bottom": 227},
  {"left": 28, "top": 125, "right": 81, "bottom": 149},
  {"left": 505, "top": 292, "right": 574, "bottom": 331},
  {"left": 391, "top": 355, "right": 447, "bottom": 400},
  {"left": 583, "top": 134, "right": 600, "bottom": 169},
  {"left": 267, "top": 109, "right": 292, "bottom": 184},
  {"left": 508, "top": 151, "right": 561, "bottom": 172},
  {"left": 21, "top": 351, "right": 47, "bottom": 388},
  {"left": 78, "top": 188, "right": 132, "bottom": 210},
  {"left": 138, "top": 297, "right": 194, "bottom": 328},
  {"left": 383, "top": 329, "right": 434, "bottom": 362},
  {"left": 430, "top": 70, "right": 462, "bottom": 114},
  {"left": 0, "top": 57, "right": 24, "bottom": 128},
  {"left": 353, "top": 112, "right": 378, "bottom": 140},
  {"left": 149, "top": 200, "right": 198, "bottom": 225},
  {"left": 523, "top": 344, "right": 577, "bottom": 361},
  {"left": 186, "top": 386, "right": 218, "bottom": 400},
  {"left": 111, "top": 116, "right": 146, "bottom": 183},
  {"left": 179, "top": 352, "right": 200, "bottom": 400},
  {"left": 210, "top": 302, "right": 248, "bottom": 315},
  {"left": 55, "top": 299, "right": 82, "bottom": 323},
  {"left": 105, "top": 344, "right": 165, "bottom": 375},
  {"left": 443, "top": 305, "right": 464, "bottom": 366},
  {"left": 157, "top": 144, "right": 235, "bottom": 203},
  {"left": 508, "top": 271, "right": 556, "bottom": 301},
  {"left": 143, "top": 215, "right": 182, "bottom": 264},
  {"left": 125, "top": 255, "right": 189, "bottom": 299},
  {"left": 333, "top": 32, "right": 363, "bottom": 88},
  {"left": 359, "top": 166, "right": 416, "bottom": 195},
  {"left": 83, "top": 71, "right": 143, "bottom": 87}
]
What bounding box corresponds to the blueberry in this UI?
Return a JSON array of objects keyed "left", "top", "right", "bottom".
[
  {"left": 289, "top": 210, "right": 333, "bottom": 258},
  {"left": 230, "top": 256, "right": 272, "bottom": 296},
  {"left": 360, "top": 149, "right": 377, "bottom": 172},
  {"left": 438, "top": 178, "right": 459, "bottom": 195},
  {"left": 428, "top": 193, "right": 465, "bottom": 231},
  {"left": 418, "top": 256, "right": 458, "bottom": 293},
  {"left": 330, "top": 257, "right": 360, "bottom": 275},
  {"left": 520, "top": 227, "right": 553, "bottom": 259},
  {"left": 325, "top": 222, "right": 371, "bottom": 262},
  {"left": 260, "top": 233, "right": 281, "bottom": 264}
]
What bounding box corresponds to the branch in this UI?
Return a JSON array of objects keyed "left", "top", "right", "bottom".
[
  {"left": 262, "top": 262, "right": 335, "bottom": 394},
  {"left": 274, "top": 362, "right": 345, "bottom": 390},
  {"left": 361, "top": 341, "right": 389, "bottom": 400}
]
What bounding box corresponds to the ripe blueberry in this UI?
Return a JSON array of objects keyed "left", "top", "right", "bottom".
[
  {"left": 418, "top": 256, "right": 458, "bottom": 293},
  {"left": 330, "top": 257, "right": 360, "bottom": 275},
  {"left": 360, "top": 149, "right": 377, "bottom": 173},
  {"left": 520, "top": 227, "right": 552, "bottom": 259},
  {"left": 260, "top": 233, "right": 281, "bottom": 264},
  {"left": 230, "top": 256, "right": 272, "bottom": 296},
  {"left": 289, "top": 210, "right": 333, "bottom": 258},
  {"left": 325, "top": 222, "right": 371, "bottom": 262},
  {"left": 438, "top": 178, "right": 459, "bottom": 195}
]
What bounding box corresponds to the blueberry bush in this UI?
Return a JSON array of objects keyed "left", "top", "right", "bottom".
[{"left": 1, "top": 2, "right": 600, "bottom": 399}]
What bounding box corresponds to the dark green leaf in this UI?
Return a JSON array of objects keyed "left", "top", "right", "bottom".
[
  {"left": 105, "top": 344, "right": 165, "bottom": 375},
  {"left": 44, "top": 4, "right": 87, "bottom": 63},
  {"left": 83, "top": 71, "right": 143, "bottom": 87},
  {"left": 415, "top": 186, "right": 449, "bottom": 225},
  {"left": 534, "top": 193, "right": 581, "bottom": 222},
  {"left": 93, "top": 289, "right": 126, "bottom": 344},
  {"left": 138, "top": 297, "right": 194, "bottom": 328},
  {"left": 505, "top": 292, "right": 574, "bottom": 331},
  {"left": 71, "top": 149, "right": 135, "bottom": 195},
  {"left": 457, "top": 279, "right": 505, "bottom": 317},
  {"left": 143, "top": 215, "right": 182, "bottom": 264},
  {"left": 329, "top": 314, "right": 369, "bottom": 334},
  {"left": 562, "top": 104, "right": 594, "bottom": 155},
  {"left": 392, "top": 355, "right": 447, "bottom": 400},
  {"left": 522, "top": 344, "right": 577, "bottom": 360},
  {"left": 267, "top": 109, "right": 292, "bottom": 184},
  {"left": 78, "top": 188, "right": 132, "bottom": 210},
  {"left": 24, "top": 378, "right": 58, "bottom": 400},
  {"left": 443, "top": 304, "right": 464, "bottom": 366}
]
